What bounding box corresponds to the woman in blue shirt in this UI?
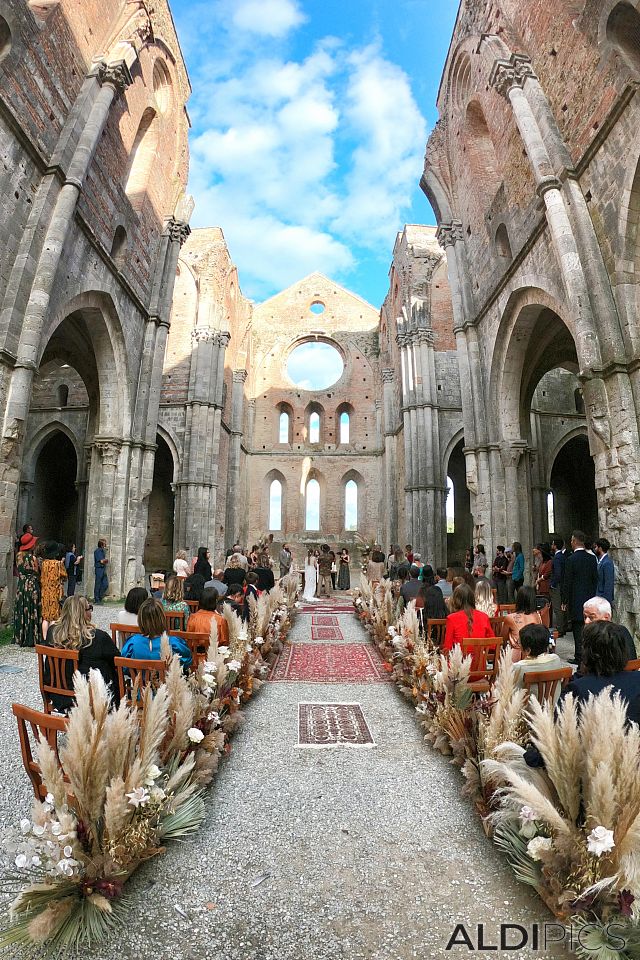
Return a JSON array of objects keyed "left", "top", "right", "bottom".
[
  {"left": 121, "top": 598, "right": 192, "bottom": 669},
  {"left": 511, "top": 541, "right": 525, "bottom": 591}
]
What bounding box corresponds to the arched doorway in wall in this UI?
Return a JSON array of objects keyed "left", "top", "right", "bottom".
[
  {"left": 549, "top": 434, "right": 597, "bottom": 540},
  {"left": 30, "top": 432, "right": 79, "bottom": 545},
  {"left": 446, "top": 438, "right": 473, "bottom": 565},
  {"left": 144, "top": 435, "right": 175, "bottom": 573}
]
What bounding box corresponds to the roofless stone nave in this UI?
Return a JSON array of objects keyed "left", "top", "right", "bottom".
[{"left": 2, "top": 0, "right": 640, "bottom": 631}]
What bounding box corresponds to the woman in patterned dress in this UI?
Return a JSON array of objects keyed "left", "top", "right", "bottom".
[
  {"left": 14, "top": 532, "right": 41, "bottom": 648},
  {"left": 40, "top": 541, "right": 67, "bottom": 640}
]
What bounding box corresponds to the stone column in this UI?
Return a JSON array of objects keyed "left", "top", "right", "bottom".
[
  {"left": 225, "top": 368, "right": 247, "bottom": 547},
  {"left": 382, "top": 368, "right": 399, "bottom": 549},
  {"left": 91, "top": 438, "right": 123, "bottom": 599}
]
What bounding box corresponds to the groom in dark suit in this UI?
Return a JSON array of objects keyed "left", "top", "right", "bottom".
[{"left": 562, "top": 530, "right": 598, "bottom": 664}]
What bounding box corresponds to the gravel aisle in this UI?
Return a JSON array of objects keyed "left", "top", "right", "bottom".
[{"left": 0, "top": 607, "right": 564, "bottom": 959}]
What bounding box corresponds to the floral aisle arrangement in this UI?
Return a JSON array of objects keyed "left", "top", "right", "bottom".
[
  {"left": 1, "top": 585, "right": 298, "bottom": 956},
  {"left": 353, "top": 580, "right": 640, "bottom": 959}
]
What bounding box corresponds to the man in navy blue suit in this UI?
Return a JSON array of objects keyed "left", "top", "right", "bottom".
[
  {"left": 595, "top": 537, "right": 615, "bottom": 605},
  {"left": 562, "top": 530, "right": 598, "bottom": 664}
]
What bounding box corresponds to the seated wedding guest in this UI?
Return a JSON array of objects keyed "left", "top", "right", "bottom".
[
  {"left": 435, "top": 567, "right": 453, "bottom": 600},
  {"left": 254, "top": 554, "right": 275, "bottom": 592},
  {"left": 245, "top": 570, "right": 260, "bottom": 601},
  {"left": 121, "top": 598, "right": 191, "bottom": 669},
  {"left": 400, "top": 565, "right": 422, "bottom": 605},
  {"left": 187, "top": 587, "right": 229, "bottom": 645},
  {"left": 388, "top": 547, "right": 405, "bottom": 581},
  {"left": 160, "top": 575, "right": 190, "bottom": 621},
  {"left": 558, "top": 620, "right": 640, "bottom": 724},
  {"left": 116, "top": 587, "right": 148, "bottom": 627},
  {"left": 224, "top": 553, "right": 248, "bottom": 588},
  {"left": 224, "top": 584, "right": 248, "bottom": 622},
  {"left": 205, "top": 568, "right": 227, "bottom": 597},
  {"left": 416, "top": 572, "right": 447, "bottom": 621},
  {"left": 184, "top": 572, "right": 206, "bottom": 604},
  {"left": 502, "top": 586, "right": 547, "bottom": 663},
  {"left": 43, "top": 596, "right": 120, "bottom": 710},
  {"left": 583, "top": 596, "right": 637, "bottom": 660},
  {"left": 475, "top": 579, "right": 497, "bottom": 617},
  {"left": 512, "top": 624, "right": 563, "bottom": 703},
  {"left": 443, "top": 584, "right": 494, "bottom": 654},
  {"left": 173, "top": 549, "right": 191, "bottom": 580}
]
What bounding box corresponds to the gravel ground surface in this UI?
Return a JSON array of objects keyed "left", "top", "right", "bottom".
[{"left": 0, "top": 605, "right": 567, "bottom": 959}]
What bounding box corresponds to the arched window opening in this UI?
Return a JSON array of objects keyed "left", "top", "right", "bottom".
[
  {"left": 152, "top": 59, "right": 172, "bottom": 114},
  {"left": 607, "top": 2, "right": 640, "bottom": 74},
  {"left": 495, "top": 223, "right": 512, "bottom": 261},
  {"left": 344, "top": 480, "right": 358, "bottom": 531},
  {"left": 125, "top": 107, "right": 158, "bottom": 211},
  {"left": 309, "top": 411, "right": 320, "bottom": 444},
  {"left": 57, "top": 384, "right": 69, "bottom": 408},
  {"left": 547, "top": 490, "right": 555, "bottom": 535},
  {"left": 110, "top": 225, "right": 127, "bottom": 263},
  {"left": 450, "top": 52, "right": 472, "bottom": 114},
  {"left": 446, "top": 475, "right": 455, "bottom": 533},
  {"left": 269, "top": 479, "right": 282, "bottom": 531},
  {"left": 279, "top": 411, "right": 289, "bottom": 444},
  {"left": 339, "top": 411, "right": 350, "bottom": 444},
  {"left": 305, "top": 479, "right": 320, "bottom": 531},
  {"left": 464, "top": 100, "right": 501, "bottom": 202},
  {"left": 574, "top": 387, "right": 585, "bottom": 415},
  {"left": 0, "top": 16, "right": 11, "bottom": 62}
]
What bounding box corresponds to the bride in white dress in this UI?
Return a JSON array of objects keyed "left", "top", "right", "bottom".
[{"left": 302, "top": 549, "right": 319, "bottom": 602}]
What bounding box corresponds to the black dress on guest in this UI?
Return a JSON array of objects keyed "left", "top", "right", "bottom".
[{"left": 42, "top": 624, "right": 120, "bottom": 712}]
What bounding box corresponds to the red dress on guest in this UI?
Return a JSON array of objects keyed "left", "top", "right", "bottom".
[{"left": 443, "top": 609, "right": 494, "bottom": 653}]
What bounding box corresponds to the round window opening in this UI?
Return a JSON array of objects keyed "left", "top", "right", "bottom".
[
  {"left": 309, "top": 301, "right": 325, "bottom": 315},
  {"left": 287, "top": 341, "right": 344, "bottom": 391}
]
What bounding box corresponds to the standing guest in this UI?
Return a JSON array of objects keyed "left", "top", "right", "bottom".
[
  {"left": 502, "top": 586, "right": 545, "bottom": 663},
  {"left": 550, "top": 538, "right": 567, "bottom": 638},
  {"left": 121, "top": 598, "right": 192, "bottom": 669},
  {"left": 231, "top": 544, "right": 249, "bottom": 571},
  {"left": 337, "top": 548, "right": 351, "bottom": 590},
  {"left": 94, "top": 539, "right": 109, "bottom": 604},
  {"left": 330, "top": 554, "right": 338, "bottom": 590},
  {"left": 401, "top": 565, "right": 423, "bottom": 606},
  {"left": 160, "top": 575, "right": 190, "bottom": 626},
  {"left": 475, "top": 579, "right": 497, "bottom": 617},
  {"left": 562, "top": 530, "right": 598, "bottom": 665},
  {"left": 511, "top": 542, "right": 525, "bottom": 595},
  {"left": 472, "top": 544, "right": 489, "bottom": 579},
  {"left": 279, "top": 544, "right": 292, "bottom": 579},
  {"left": 245, "top": 570, "right": 260, "bottom": 603},
  {"left": 512, "top": 624, "right": 563, "bottom": 702},
  {"left": 505, "top": 548, "right": 516, "bottom": 602},
  {"left": 43, "top": 596, "right": 121, "bottom": 710},
  {"left": 184, "top": 572, "right": 206, "bottom": 605},
  {"left": 249, "top": 544, "right": 260, "bottom": 568},
  {"left": 173, "top": 549, "right": 190, "bottom": 580},
  {"left": 187, "top": 587, "right": 229, "bottom": 646},
  {"left": 317, "top": 545, "right": 334, "bottom": 596},
  {"left": 491, "top": 546, "right": 509, "bottom": 604},
  {"left": 535, "top": 544, "right": 553, "bottom": 599},
  {"left": 224, "top": 553, "right": 248, "bottom": 589},
  {"left": 255, "top": 553, "right": 275, "bottom": 592},
  {"left": 204, "top": 569, "right": 227, "bottom": 597},
  {"left": 64, "top": 543, "right": 83, "bottom": 597},
  {"left": 14, "top": 532, "right": 40, "bottom": 648},
  {"left": 443, "top": 584, "right": 494, "bottom": 653},
  {"left": 388, "top": 547, "right": 405, "bottom": 581},
  {"left": 464, "top": 547, "right": 474, "bottom": 574},
  {"left": 405, "top": 544, "right": 414, "bottom": 565},
  {"left": 194, "top": 546, "right": 212, "bottom": 583},
  {"left": 532, "top": 544, "right": 542, "bottom": 586},
  {"left": 557, "top": 621, "right": 640, "bottom": 724},
  {"left": 583, "top": 596, "right": 636, "bottom": 661},
  {"left": 41, "top": 541, "right": 67, "bottom": 640},
  {"left": 435, "top": 567, "right": 453, "bottom": 601},
  {"left": 595, "top": 538, "right": 615, "bottom": 605},
  {"left": 367, "top": 549, "right": 386, "bottom": 586}
]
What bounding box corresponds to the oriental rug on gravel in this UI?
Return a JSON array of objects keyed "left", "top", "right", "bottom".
[
  {"left": 310, "top": 625, "right": 344, "bottom": 641},
  {"left": 268, "top": 643, "right": 392, "bottom": 683},
  {"left": 297, "top": 702, "right": 375, "bottom": 748},
  {"left": 311, "top": 615, "right": 339, "bottom": 626}
]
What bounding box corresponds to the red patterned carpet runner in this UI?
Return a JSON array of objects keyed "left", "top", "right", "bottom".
[
  {"left": 311, "top": 615, "right": 339, "bottom": 626},
  {"left": 269, "top": 643, "right": 391, "bottom": 683},
  {"left": 310, "top": 625, "right": 344, "bottom": 641},
  {"left": 298, "top": 702, "right": 375, "bottom": 747}
]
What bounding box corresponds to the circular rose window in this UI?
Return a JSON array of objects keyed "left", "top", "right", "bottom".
[{"left": 286, "top": 341, "right": 344, "bottom": 391}]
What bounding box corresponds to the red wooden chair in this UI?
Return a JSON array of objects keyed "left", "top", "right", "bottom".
[
  {"left": 13, "top": 702, "right": 68, "bottom": 801},
  {"left": 114, "top": 657, "right": 167, "bottom": 706},
  {"left": 164, "top": 610, "right": 186, "bottom": 631},
  {"left": 35, "top": 644, "right": 79, "bottom": 714},
  {"left": 496, "top": 604, "right": 516, "bottom": 616},
  {"left": 523, "top": 667, "right": 573, "bottom": 705},
  {"left": 425, "top": 618, "right": 448, "bottom": 647},
  {"left": 186, "top": 600, "right": 199, "bottom": 613},
  {"left": 109, "top": 622, "right": 138, "bottom": 650},
  {"left": 170, "top": 630, "right": 212, "bottom": 670},
  {"left": 461, "top": 637, "right": 502, "bottom": 693},
  {"left": 625, "top": 658, "right": 640, "bottom": 671}
]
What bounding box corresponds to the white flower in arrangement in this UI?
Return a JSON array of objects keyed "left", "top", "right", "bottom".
[
  {"left": 518, "top": 805, "right": 538, "bottom": 839},
  {"left": 218, "top": 646, "right": 229, "bottom": 656},
  {"left": 203, "top": 661, "right": 217, "bottom": 673},
  {"left": 20, "top": 819, "right": 31, "bottom": 835},
  {"left": 144, "top": 764, "right": 162, "bottom": 786},
  {"left": 227, "top": 659, "right": 242, "bottom": 673},
  {"left": 388, "top": 626, "right": 397, "bottom": 637},
  {"left": 254, "top": 636, "right": 264, "bottom": 646},
  {"left": 426, "top": 663, "right": 437, "bottom": 676},
  {"left": 45, "top": 793, "right": 55, "bottom": 806},
  {"left": 56, "top": 858, "right": 79, "bottom": 877},
  {"left": 187, "top": 727, "right": 205, "bottom": 743},
  {"left": 150, "top": 787, "right": 166, "bottom": 802},
  {"left": 63, "top": 845, "right": 74, "bottom": 858},
  {"left": 202, "top": 673, "right": 216, "bottom": 686},
  {"left": 31, "top": 855, "right": 41, "bottom": 866},
  {"left": 207, "top": 711, "right": 221, "bottom": 724},
  {"left": 126, "top": 787, "right": 151, "bottom": 808},
  {"left": 587, "top": 826, "right": 615, "bottom": 857},
  {"left": 32, "top": 824, "right": 46, "bottom": 837},
  {"left": 527, "top": 836, "right": 553, "bottom": 861},
  {"left": 15, "top": 853, "right": 28, "bottom": 868},
  {"left": 519, "top": 806, "right": 537, "bottom": 823}
]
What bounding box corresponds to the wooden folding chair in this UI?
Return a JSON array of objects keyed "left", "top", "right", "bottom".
[
  {"left": 13, "top": 702, "right": 68, "bottom": 801},
  {"left": 164, "top": 610, "right": 186, "bottom": 631},
  {"left": 114, "top": 657, "right": 167, "bottom": 706},
  {"left": 186, "top": 599, "right": 199, "bottom": 613},
  {"left": 35, "top": 644, "right": 79, "bottom": 714},
  {"left": 625, "top": 658, "right": 640, "bottom": 671},
  {"left": 425, "top": 618, "right": 447, "bottom": 647},
  {"left": 171, "top": 630, "right": 211, "bottom": 669},
  {"left": 489, "top": 617, "right": 507, "bottom": 641},
  {"left": 497, "top": 604, "right": 516, "bottom": 616},
  {"left": 461, "top": 637, "right": 503, "bottom": 694},
  {"left": 523, "top": 667, "right": 573, "bottom": 704},
  {"left": 110, "top": 622, "right": 139, "bottom": 650}
]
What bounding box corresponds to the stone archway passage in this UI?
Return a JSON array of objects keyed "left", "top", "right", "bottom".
[
  {"left": 550, "top": 434, "right": 597, "bottom": 539},
  {"left": 30, "top": 432, "right": 78, "bottom": 544},
  {"left": 143, "top": 434, "right": 175, "bottom": 572},
  {"left": 446, "top": 438, "right": 472, "bottom": 564}
]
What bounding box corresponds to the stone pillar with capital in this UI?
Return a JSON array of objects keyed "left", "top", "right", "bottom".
[
  {"left": 86, "top": 438, "right": 124, "bottom": 599},
  {"left": 396, "top": 329, "right": 416, "bottom": 545},
  {"left": 225, "top": 368, "right": 248, "bottom": 547},
  {"left": 381, "top": 368, "right": 399, "bottom": 549}
]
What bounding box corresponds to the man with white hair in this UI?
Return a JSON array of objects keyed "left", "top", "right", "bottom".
[{"left": 583, "top": 596, "right": 636, "bottom": 660}]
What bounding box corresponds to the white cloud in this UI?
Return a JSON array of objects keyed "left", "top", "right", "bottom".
[{"left": 231, "top": 0, "right": 306, "bottom": 37}]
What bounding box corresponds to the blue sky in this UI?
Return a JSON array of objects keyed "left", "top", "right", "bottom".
[{"left": 171, "top": 0, "right": 458, "bottom": 308}]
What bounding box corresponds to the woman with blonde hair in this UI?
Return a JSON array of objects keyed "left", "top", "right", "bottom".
[
  {"left": 474, "top": 579, "right": 497, "bottom": 617},
  {"left": 160, "top": 574, "right": 190, "bottom": 626},
  {"left": 173, "top": 549, "right": 190, "bottom": 579},
  {"left": 43, "top": 595, "right": 120, "bottom": 710}
]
